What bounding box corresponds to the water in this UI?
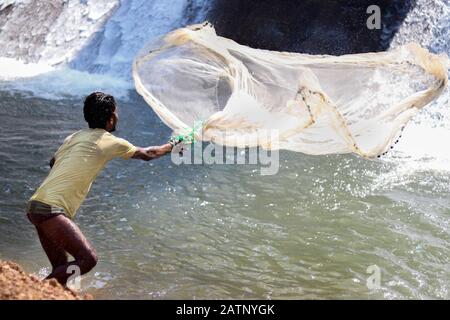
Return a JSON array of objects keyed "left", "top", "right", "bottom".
[
  {"left": 0, "top": 0, "right": 449, "bottom": 299},
  {"left": 0, "top": 89, "right": 448, "bottom": 299},
  {"left": 0, "top": 0, "right": 210, "bottom": 78}
]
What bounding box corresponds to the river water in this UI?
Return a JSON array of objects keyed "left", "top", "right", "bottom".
[{"left": 0, "top": 0, "right": 449, "bottom": 299}]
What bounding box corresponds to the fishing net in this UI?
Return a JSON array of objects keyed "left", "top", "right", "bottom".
[{"left": 133, "top": 23, "right": 448, "bottom": 158}]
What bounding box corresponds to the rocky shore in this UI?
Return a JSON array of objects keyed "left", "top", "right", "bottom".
[{"left": 0, "top": 260, "right": 92, "bottom": 300}]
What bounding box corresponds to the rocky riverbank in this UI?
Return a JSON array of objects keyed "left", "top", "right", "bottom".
[{"left": 0, "top": 260, "right": 92, "bottom": 300}]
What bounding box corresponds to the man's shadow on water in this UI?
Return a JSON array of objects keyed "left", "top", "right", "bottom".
[{"left": 208, "top": 0, "right": 416, "bottom": 55}]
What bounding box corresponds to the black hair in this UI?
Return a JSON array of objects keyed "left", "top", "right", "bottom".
[{"left": 83, "top": 92, "right": 117, "bottom": 129}]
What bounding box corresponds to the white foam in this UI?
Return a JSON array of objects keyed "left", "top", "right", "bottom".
[
  {"left": 0, "top": 65, "right": 133, "bottom": 100},
  {"left": 0, "top": 57, "right": 54, "bottom": 79},
  {"left": 386, "top": 123, "right": 450, "bottom": 173},
  {"left": 373, "top": 92, "right": 450, "bottom": 192},
  {"left": 381, "top": 0, "right": 450, "bottom": 175},
  {"left": 0, "top": 0, "right": 211, "bottom": 100}
]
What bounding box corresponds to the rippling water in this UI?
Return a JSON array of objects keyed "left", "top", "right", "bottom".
[{"left": 0, "top": 89, "right": 448, "bottom": 299}]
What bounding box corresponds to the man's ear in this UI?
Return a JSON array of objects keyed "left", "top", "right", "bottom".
[
  {"left": 108, "top": 115, "right": 115, "bottom": 126},
  {"left": 104, "top": 116, "right": 113, "bottom": 131}
]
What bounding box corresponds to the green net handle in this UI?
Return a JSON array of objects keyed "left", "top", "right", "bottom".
[{"left": 170, "top": 121, "right": 204, "bottom": 145}]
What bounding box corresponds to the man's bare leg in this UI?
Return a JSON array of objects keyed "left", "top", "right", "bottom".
[
  {"left": 36, "top": 227, "right": 68, "bottom": 270},
  {"left": 28, "top": 213, "right": 69, "bottom": 272},
  {"left": 29, "top": 214, "right": 98, "bottom": 285}
]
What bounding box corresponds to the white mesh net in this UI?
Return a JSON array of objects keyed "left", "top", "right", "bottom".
[{"left": 133, "top": 23, "right": 448, "bottom": 158}]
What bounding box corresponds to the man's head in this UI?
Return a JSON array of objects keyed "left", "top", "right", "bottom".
[{"left": 83, "top": 92, "right": 119, "bottom": 132}]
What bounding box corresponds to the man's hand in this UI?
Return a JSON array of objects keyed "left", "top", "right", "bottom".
[{"left": 132, "top": 143, "right": 173, "bottom": 161}]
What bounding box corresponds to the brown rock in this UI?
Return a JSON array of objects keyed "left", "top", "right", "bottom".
[{"left": 49, "top": 279, "right": 58, "bottom": 287}]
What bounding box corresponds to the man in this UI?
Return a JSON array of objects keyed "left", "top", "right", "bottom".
[{"left": 27, "top": 92, "right": 181, "bottom": 286}]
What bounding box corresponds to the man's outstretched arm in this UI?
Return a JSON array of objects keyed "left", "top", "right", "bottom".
[{"left": 132, "top": 143, "right": 174, "bottom": 161}]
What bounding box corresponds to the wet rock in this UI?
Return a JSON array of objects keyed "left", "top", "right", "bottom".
[{"left": 208, "top": 0, "right": 415, "bottom": 54}]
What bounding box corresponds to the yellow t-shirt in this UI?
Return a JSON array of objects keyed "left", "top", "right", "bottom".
[{"left": 30, "top": 128, "right": 137, "bottom": 219}]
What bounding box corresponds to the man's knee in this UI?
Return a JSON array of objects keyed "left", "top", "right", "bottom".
[
  {"left": 86, "top": 250, "right": 98, "bottom": 270},
  {"left": 80, "top": 250, "right": 98, "bottom": 273}
]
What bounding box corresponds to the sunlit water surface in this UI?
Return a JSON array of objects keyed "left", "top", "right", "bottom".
[{"left": 0, "top": 89, "right": 448, "bottom": 299}]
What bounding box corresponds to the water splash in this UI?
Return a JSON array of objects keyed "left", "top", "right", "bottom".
[
  {"left": 71, "top": 0, "right": 211, "bottom": 78},
  {"left": 376, "top": 0, "right": 450, "bottom": 183},
  {"left": 0, "top": 0, "right": 211, "bottom": 98}
]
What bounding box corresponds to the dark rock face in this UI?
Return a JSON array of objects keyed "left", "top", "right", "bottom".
[{"left": 208, "top": 0, "right": 415, "bottom": 55}]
